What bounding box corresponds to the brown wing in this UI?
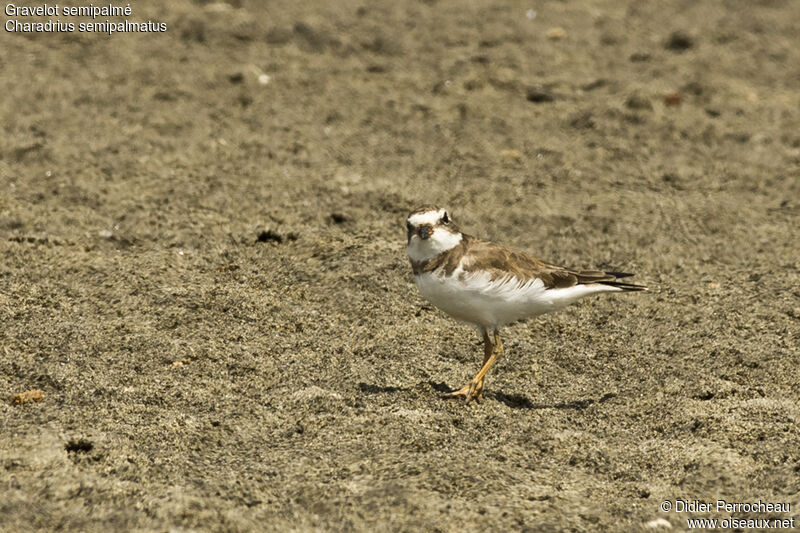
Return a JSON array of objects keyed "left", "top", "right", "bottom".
[{"left": 461, "top": 236, "right": 646, "bottom": 291}]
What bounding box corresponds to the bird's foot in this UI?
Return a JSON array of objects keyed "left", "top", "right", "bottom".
[{"left": 442, "top": 380, "right": 484, "bottom": 403}]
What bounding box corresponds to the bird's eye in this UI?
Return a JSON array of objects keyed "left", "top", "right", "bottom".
[{"left": 441, "top": 212, "right": 449, "bottom": 224}]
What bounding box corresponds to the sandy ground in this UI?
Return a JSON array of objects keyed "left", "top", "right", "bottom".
[{"left": 1, "top": 0, "right": 799, "bottom": 531}]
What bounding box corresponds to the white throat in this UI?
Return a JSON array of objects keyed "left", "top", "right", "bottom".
[{"left": 407, "top": 228, "right": 462, "bottom": 263}]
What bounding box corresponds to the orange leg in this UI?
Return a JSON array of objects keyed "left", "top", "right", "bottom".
[{"left": 443, "top": 330, "right": 504, "bottom": 403}]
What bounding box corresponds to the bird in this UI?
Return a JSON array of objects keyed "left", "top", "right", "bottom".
[{"left": 405, "top": 205, "right": 646, "bottom": 403}]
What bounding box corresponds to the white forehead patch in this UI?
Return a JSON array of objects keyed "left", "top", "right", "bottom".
[{"left": 408, "top": 209, "right": 446, "bottom": 227}]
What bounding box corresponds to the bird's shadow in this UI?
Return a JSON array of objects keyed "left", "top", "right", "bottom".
[
  {"left": 430, "top": 382, "right": 617, "bottom": 410},
  {"left": 358, "top": 381, "right": 455, "bottom": 396},
  {"left": 488, "top": 390, "right": 618, "bottom": 410},
  {"left": 358, "top": 381, "right": 617, "bottom": 411},
  {"left": 357, "top": 382, "right": 406, "bottom": 394},
  {"left": 428, "top": 381, "right": 454, "bottom": 394}
]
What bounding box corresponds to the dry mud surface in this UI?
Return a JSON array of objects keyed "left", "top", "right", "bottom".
[{"left": 1, "top": 1, "right": 799, "bottom": 531}]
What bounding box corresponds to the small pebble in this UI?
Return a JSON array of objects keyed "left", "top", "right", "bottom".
[
  {"left": 499, "top": 149, "right": 523, "bottom": 160},
  {"left": 581, "top": 79, "right": 607, "bottom": 91},
  {"left": 665, "top": 92, "right": 682, "bottom": 106},
  {"left": 526, "top": 86, "right": 555, "bottom": 103},
  {"left": 665, "top": 31, "right": 693, "bottom": 51},
  {"left": 12, "top": 389, "right": 43, "bottom": 405},
  {"left": 644, "top": 518, "right": 672, "bottom": 529}
]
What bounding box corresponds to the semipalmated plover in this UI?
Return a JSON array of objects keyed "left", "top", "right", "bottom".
[{"left": 406, "top": 205, "right": 646, "bottom": 402}]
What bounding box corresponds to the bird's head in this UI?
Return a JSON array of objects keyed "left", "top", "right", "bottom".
[{"left": 406, "top": 205, "right": 463, "bottom": 262}]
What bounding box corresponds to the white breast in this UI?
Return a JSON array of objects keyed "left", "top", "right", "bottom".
[{"left": 415, "top": 264, "right": 620, "bottom": 329}]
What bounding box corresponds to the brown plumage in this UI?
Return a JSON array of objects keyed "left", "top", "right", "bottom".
[{"left": 411, "top": 234, "right": 646, "bottom": 291}]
